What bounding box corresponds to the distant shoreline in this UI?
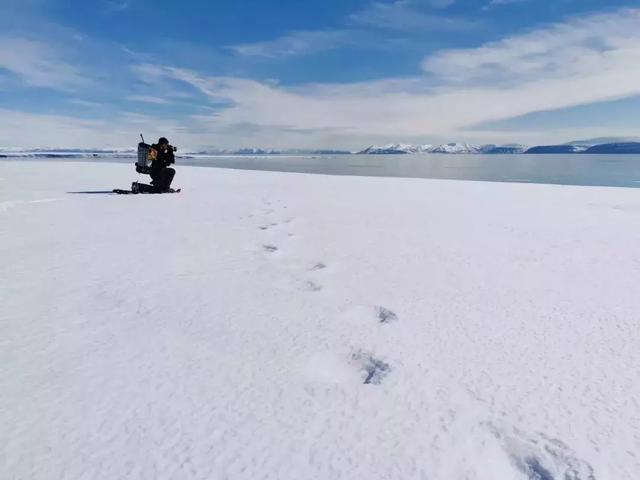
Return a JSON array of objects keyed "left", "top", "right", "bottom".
[{"left": 3, "top": 141, "right": 640, "bottom": 157}]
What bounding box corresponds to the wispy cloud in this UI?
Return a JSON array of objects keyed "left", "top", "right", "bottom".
[
  {"left": 5, "top": 6, "right": 640, "bottom": 149},
  {"left": 421, "top": 8, "right": 640, "bottom": 87},
  {"left": 0, "top": 109, "right": 111, "bottom": 148},
  {"left": 349, "top": 1, "right": 475, "bottom": 31},
  {"left": 69, "top": 99, "right": 104, "bottom": 108},
  {"left": 125, "top": 95, "right": 171, "bottom": 104},
  {"left": 228, "top": 0, "right": 471, "bottom": 58},
  {"left": 420, "top": 0, "right": 457, "bottom": 8},
  {"left": 486, "top": 0, "right": 528, "bottom": 7},
  {"left": 227, "top": 30, "right": 354, "bottom": 58},
  {"left": 130, "top": 63, "right": 197, "bottom": 99},
  {"left": 133, "top": 8, "right": 640, "bottom": 142},
  {"left": 0, "top": 37, "right": 87, "bottom": 90},
  {"left": 0, "top": 108, "right": 185, "bottom": 148}
]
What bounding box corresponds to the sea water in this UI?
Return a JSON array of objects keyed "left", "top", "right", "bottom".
[{"left": 4, "top": 154, "right": 640, "bottom": 188}]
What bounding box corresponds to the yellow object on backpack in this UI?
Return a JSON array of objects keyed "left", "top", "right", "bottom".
[{"left": 147, "top": 148, "right": 158, "bottom": 162}]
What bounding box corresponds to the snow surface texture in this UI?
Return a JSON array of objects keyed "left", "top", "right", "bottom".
[{"left": 2, "top": 161, "right": 640, "bottom": 480}]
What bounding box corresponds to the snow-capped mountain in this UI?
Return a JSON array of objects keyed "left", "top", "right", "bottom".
[
  {"left": 359, "top": 142, "right": 489, "bottom": 154},
  {"left": 428, "top": 143, "right": 479, "bottom": 154},
  {"left": 357, "top": 144, "right": 433, "bottom": 154},
  {"left": 357, "top": 142, "right": 535, "bottom": 155}
]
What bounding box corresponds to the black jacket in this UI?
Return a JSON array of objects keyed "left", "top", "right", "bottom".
[{"left": 151, "top": 144, "right": 175, "bottom": 170}]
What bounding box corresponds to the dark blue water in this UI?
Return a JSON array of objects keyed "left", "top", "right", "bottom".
[{"left": 3, "top": 153, "right": 640, "bottom": 188}]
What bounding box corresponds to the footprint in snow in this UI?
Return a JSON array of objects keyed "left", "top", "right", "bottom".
[
  {"left": 519, "top": 458, "right": 555, "bottom": 480},
  {"left": 303, "top": 351, "right": 391, "bottom": 385},
  {"left": 352, "top": 351, "right": 391, "bottom": 385},
  {"left": 263, "top": 245, "right": 278, "bottom": 253},
  {"left": 376, "top": 306, "right": 398, "bottom": 324},
  {"left": 310, "top": 262, "right": 327, "bottom": 271},
  {"left": 339, "top": 305, "right": 399, "bottom": 327},
  {"left": 304, "top": 280, "right": 323, "bottom": 292},
  {"left": 488, "top": 423, "right": 596, "bottom": 480}
]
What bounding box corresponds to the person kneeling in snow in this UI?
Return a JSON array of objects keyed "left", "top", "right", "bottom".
[
  {"left": 133, "top": 137, "right": 176, "bottom": 193},
  {"left": 150, "top": 137, "right": 176, "bottom": 191}
]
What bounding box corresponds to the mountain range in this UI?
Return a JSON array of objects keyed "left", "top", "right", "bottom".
[
  {"left": 2, "top": 137, "right": 640, "bottom": 156},
  {"left": 358, "top": 143, "right": 527, "bottom": 155},
  {"left": 357, "top": 139, "right": 640, "bottom": 155}
]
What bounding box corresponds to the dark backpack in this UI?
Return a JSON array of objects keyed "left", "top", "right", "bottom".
[{"left": 135, "top": 142, "right": 152, "bottom": 174}]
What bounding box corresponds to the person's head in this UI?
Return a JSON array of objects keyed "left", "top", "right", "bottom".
[{"left": 158, "top": 137, "right": 169, "bottom": 145}]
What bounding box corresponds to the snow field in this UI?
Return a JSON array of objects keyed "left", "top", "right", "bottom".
[{"left": 1, "top": 161, "right": 639, "bottom": 479}]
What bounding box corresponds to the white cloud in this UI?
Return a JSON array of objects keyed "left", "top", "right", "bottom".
[
  {"left": 228, "top": 1, "right": 469, "bottom": 58},
  {"left": 125, "top": 95, "right": 171, "bottom": 105},
  {"left": 228, "top": 30, "right": 354, "bottom": 58},
  {"left": 130, "top": 63, "right": 197, "bottom": 99},
  {"left": 127, "top": 8, "right": 640, "bottom": 145},
  {"left": 5, "top": 7, "right": 640, "bottom": 149},
  {"left": 349, "top": 1, "right": 473, "bottom": 30},
  {"left": 0, "top": 108, "right": 187, "bottom": 149},
  {"left": 226, "top": 28, "right": 411, "bottom": 59},
  {"left": 419, "top": 0, "right": 457, "bottom": 7},
  {"left": 421, "top": 8, "right": 640, "bottom": 86},
  {"left": 486, "top": 0, "right": 528, "bottom": 6},
  {"left": 69, "top": 99, "right": 104, "bottom": 108},
  {"left": 0, "top": 109, "right": 114, "bottom": 148},
  {"left": 3, "top": 104, "right": 638, "bottom": 150},
  {"left": 0, "top": 37, "right": 87, "bottom": 90}
]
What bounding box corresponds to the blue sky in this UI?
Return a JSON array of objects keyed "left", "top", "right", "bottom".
[{"left": 1, "top": 0, "right": 640, "bottom": 149}]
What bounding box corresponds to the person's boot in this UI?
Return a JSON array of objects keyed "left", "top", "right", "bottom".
[{"left": 131, "top": 181, "right": 140, "bottom": 193}]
